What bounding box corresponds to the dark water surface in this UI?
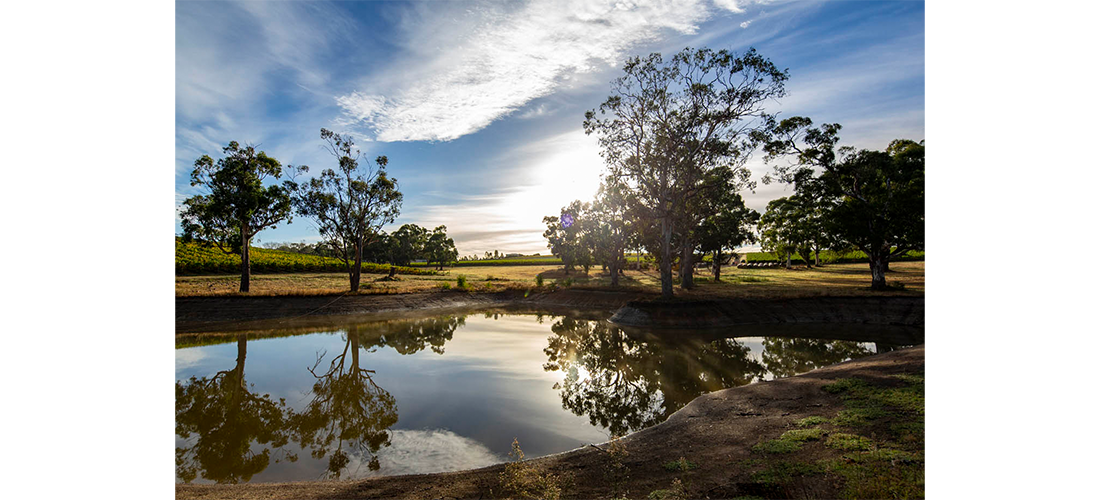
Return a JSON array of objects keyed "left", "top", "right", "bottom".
[{"left": 175, "top": 312, "right": 919, "bottom": 484}]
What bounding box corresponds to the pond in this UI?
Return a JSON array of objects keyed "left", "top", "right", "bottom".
[{"left": 175, "top": 312, "right": 920, "bottom": 484}]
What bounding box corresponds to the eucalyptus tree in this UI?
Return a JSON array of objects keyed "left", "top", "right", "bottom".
[
  {"left": 695, "top": 182, "right": 759, "bottom": 281},
  {"left": 386, "top": 223, "right": 428, "bottom": 267},
  {"left": 293, "top": 129, "right": 402, "bottom": 292},
  {"left": 585, "top": 178, "right": 636, "bottom": 286},
  {"left": 584, "top": 47, "right": 787, "bottom": 299},
  {"left": 180, "top": 141, "right": 295, "bottom": 292},
  {"left": 423, "top": 225, "right": 458, "bottom": 270},
  {"left": 758, "top": 197, "right": 803, "bottom": 268},
  {"left": 542, "top": 200, "right": 592, "bottom": 275},
  {"left": 760, "top": 117, "right": 924, "bottom": 289}
]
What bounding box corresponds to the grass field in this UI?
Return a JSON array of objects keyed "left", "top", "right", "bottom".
[{"left": 175, "top": 261, "right": 924, "bottom": 298}]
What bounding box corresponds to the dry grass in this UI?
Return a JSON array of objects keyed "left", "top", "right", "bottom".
[{"left": 175, "top": 262, "right": 923, "bottom": 299}]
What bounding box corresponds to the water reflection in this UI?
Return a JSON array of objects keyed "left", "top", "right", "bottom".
[
  {"left": 293, "top": 325, "right": 398, "bottom": 478},
  {"left": 175, "top": 334, "right": 296, "bottom": 484},
  {"left": 760, "top": 338, "right": 875, "bottom": 378},
  {"left": 176, "top": 313, "right": 906, "bottom": 484},
  {"left": 542, "top": 317, "right": 766, "bottom": 436},
  {"left": 175, "top": 315, "right": 465, "bottom": 483}
]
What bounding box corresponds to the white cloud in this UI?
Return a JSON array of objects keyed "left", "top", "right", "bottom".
[
  {"left": 336, "top": 0, "right": 711, "bottom": 142},
  {"left": 741, "top": 20, "right": 752, "bottom": 28},
  {"left": 344, "top": 429, "right": 503, "bottom": 478}
]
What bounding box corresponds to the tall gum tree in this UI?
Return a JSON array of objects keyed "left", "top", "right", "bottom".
[
  {"left": 584, "top": 47, "right": 786, "bottom": 299},
  {"left": 292, "top": 129, "right": 402, "bottom": 292},
  {"left": 180, "top": 141, "right": 294, "bottom": 292}
]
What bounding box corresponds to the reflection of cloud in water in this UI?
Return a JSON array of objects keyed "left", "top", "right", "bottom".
[
  {"left": 347, "top": 429, "right": 503, "bottom": 478},
  {"left": 175, "top": 348, "right": 208, "bottom": 372}
]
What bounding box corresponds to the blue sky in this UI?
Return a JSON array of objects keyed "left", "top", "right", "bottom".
[{"left": 176, "top": 0, "right": 925, "bottom": 256}]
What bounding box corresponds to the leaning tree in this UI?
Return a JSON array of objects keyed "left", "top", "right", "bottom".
[
  {"left": 292, "top": 129, "right": 403, "bottom": 292},
  {"left": 584, "top": 47, "right": 786, "bottom": 299},
  {"left": 180, "top": 141, "right": 295, "bottom": 292}
]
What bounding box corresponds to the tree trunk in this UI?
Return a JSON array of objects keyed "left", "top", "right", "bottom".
[
  {"left": 239, "top": 227, "right": 251, "bottom": 293},
  {"left": 784, "top": 254, "right": 791, "bottom": 269},
  {"left": 610, "top": 260, "right": 620, "bottom": 286},
  {"left": 350, "top": 241, "right": 364, "bottom": 292},
  {"left": 713, "top": 249, "right": 722, "bottom": 281},
  {"left": 234, "top": 334, "right": 247, "bottom": 391},
  {"left": 660, "top": 218, "right": 673, "bottom": 299},
  {"left": 869, "top": 253, "right": 888, "bottom": 290},
  {"left": 814, "top": 248, "right": 821, "bottom": 267},
  {"left": 679, "top": 242, "right": 695, "bottom": 289}
]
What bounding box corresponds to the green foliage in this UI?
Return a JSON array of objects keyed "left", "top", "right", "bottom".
[
  {"left": 753, "top": 426, "right": 825, "bottom": 454},
  {"left": 542, "top": 200, "right": 593, "bottom": 274},
  {"left": 584, "top": 46, "right": 788, "bottom": 299},
  {"left": 752, "top": 439, "right": 803, "bottom": 454},
  {"left": 663, "top": 457, "right": 698, "bottom": 472},
  {"left": 749, "top": 461, "right": 823, "bottom": 485},
  {"left": 290, "top": 129, "right": 403, "bottom": 292},
  {"left": 536, "top": 274, "right": 544, "bottom": 287},
  {"left": 797, "top": 416, "right": 830, "bottom": 427},
  {"left": 423, "top": 225, "right": 458, "bottom": 269},
  {"left": 825, "top": 433, "right": 876, "bottom": 451},
  {"left": 647, "top": 478, "right": 688, "bottom": 500},
  {"left": 175, "top": 239, "right": 434, "bottom": 276},
  {"left": 440, "top": 282, "right": 451, "bottom": 290},
  {"left": 456, "top": 275, "right": 467, "bottom": 289}
]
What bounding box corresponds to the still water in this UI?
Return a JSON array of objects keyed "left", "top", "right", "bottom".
[{"left": 175, "top": 312, "right": 917, "bottom": 484}]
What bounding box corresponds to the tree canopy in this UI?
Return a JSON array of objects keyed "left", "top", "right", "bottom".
[
  {"left": 180, "top": 141, "right": 294, "bottom": 292},
  {"left": 584, "top": 47, "right": 786, "bottom": 298},
  {"left": 292, "top": 128, "right": 402, "bottom": 292}
]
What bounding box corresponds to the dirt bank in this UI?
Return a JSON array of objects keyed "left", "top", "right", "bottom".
[
  {"left": 176, "top": 345, "right": 924, "bottom": 499},
  {"left": 176, "top": 289, "right": 923, "bottom": 334}
]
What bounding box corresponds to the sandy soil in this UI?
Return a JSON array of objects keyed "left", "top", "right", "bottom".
[{"left": 175, "top": 345, "right": 924, "bottom": 499}]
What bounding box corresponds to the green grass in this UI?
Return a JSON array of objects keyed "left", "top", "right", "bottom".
[
  {"left": 752, "top": 428, "right": 823, "bottom": 454},
  {"left": 741, "top": 374, "right": 924, "bottom": 499},
  {"left": 662, "top": 457, "right": 698, "bottom": 472},
  {"left": 796, "top": 416, "right": 830, "bottom": 427},
  {"left": 176, "top": 239, "right": 434, "bottom": 276}
]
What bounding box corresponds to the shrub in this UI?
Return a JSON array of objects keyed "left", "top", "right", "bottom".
[
  {"left": 536, "top": 274, "right": 544, "bottom": 287},
  {"left": 456, "top": 275, "right": 467, "bottom": 288}
]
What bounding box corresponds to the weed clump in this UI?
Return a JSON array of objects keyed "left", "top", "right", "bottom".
[
  {"left": 647, "top": 478, "right": 688, "bottom": 500},
  {"left": 499, "top": 438, "right": 571, "bottom": 500},
  {"left": 536, "top": 274, "right": 544, "bottom": 287},
  {"left": 456, "top": 275, "right": 467, "bottom": 289},
  {"left": 663, "top": 457, "right": 698, "bottom": 472}
]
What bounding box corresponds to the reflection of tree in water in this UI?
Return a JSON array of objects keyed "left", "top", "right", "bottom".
[
  {"left": 760, "top": 338, "right": 875, "bottom": 379},
  {"left": 175, "top": 334, "right": 295, "bottom": 484},
  {"left": 364, "top": 315, "right": 465, "bottom": 355},
  {"left": 175, "top": 315, "right": 466, "bottom": 482},
  {"left": 543, "top": 318, "right": 766, "bottom": 436},
  {"left": 293, "top": 326, "right": 399, "bottom": 478}
]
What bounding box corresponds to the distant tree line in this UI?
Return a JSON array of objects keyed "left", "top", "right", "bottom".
[
  {"left": 180, "top": 129, "right": 457, "bottom": 293},
  {"left": 543, "top": 46, "right": 923, "bottom": 297}
]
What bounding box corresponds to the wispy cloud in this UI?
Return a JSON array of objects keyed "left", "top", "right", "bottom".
[{"left": 336, "top": 0, "right": 714, "bottom": 142}]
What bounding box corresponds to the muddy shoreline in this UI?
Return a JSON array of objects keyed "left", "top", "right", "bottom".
[
  {"left": 175, "top": 345, "right": 924, "bottom": 499},
  {"left": 176, "top": 289, "right": 923, "bottom": 335}
]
